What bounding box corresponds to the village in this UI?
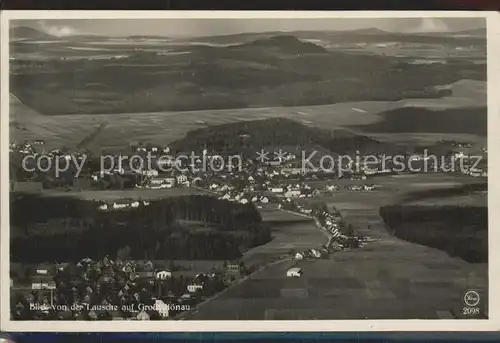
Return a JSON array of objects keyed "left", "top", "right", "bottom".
[{"left": 9, "top": 139, "right": 487, "bottom": 320}]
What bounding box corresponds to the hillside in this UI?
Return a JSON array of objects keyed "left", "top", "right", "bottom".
[
  {"left": 10, "top": 27, "right": 57, "bottom": 40},
  {"left": 243, "top": 35, "right": 327, "bottom": 53},
  {"left": 356, "top": 106, "right": 487, "bottom": 136},
  {"left": 170, "top": 118, "right": 402, "bottom": 156},
  {"left": 192, "top": 28, "right": 485, "bottom": 45},
  {"left": 10, "top": 30, "right": 486, "bottom": 115}
]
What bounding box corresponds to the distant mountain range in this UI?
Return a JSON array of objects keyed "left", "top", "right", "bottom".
[
  {"left": 9, "top": 26, "right": 486, "bottom": 41},
  {"left": 10, "top": 26, "right": 58, "bottom": 40},
  {"left": 9, "top": 24, "right": 486, "bottom": 116}
]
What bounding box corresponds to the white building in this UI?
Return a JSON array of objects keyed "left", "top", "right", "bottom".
[
  {"left": 294, "top": 253, "right": 304, "bottom": 260},
  {"left": 137, "top": 311, "right": 150, "bottom": 320},
  {"left": 155, "top": 270, "right": 172, "bottom": 280},
  {"left": 113, "top": 203, "right": 129, "bottom": 210},
  {"left": 285, "top": 190, "right": 301, "bottom": 198},
  {"left": 271, "top": 187, "right": 284, "bottom": 193},
  {"left": 177, "top": 175, "right": 189, "bottom": 184},
  {"left": 286, "top": 267, "right": 303, "bottom": 277},
  {"left": 155, "top": 300, "right": 169, "bottom": 318},
  {"left": 310, "top": 249, "right": 321, "bottom": 258},
  {"left": 187, "top": 284, "right": 203, "bottom": 293}
]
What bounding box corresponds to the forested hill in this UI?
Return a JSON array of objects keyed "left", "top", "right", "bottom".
[
  {"left": 170, "top": 117, "right": 403, "bottom": 156},
  {"left": 11, "top": 194, "right": 270, "bottom": 263}
]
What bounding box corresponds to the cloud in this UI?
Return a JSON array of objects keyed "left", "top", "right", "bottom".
[
  {"left": 38, "top": 20, "right": 77, "bottom": 37},
  {"left": 414, "top": 18, "right": 450, "bottom": 33}
]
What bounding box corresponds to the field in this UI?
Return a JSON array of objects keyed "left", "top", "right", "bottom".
[
  {"left": 187, "top": 173, "right": 488, "bottom": 320},
  {"left": 243, "top": 207, "right": 326, "bottom": 267},
  {"left": 10, "top": 79, "right": 486, "bottom": 151},
  {"left": 37, "top": 187, "right": 207, "bottom": 201}
]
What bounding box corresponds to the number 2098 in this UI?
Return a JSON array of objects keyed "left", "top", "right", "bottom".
[{"left": 462, "top": 307, "right": 480, "bottom": 316}]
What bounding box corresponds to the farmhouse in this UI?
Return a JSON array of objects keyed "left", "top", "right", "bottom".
[
  {"left": 286, "top": 267, "right": 303, "bottom": 277},
  {"left": 285, "top": 190, "right": 301, "bottom": 198},
  {"left": 155, "top": 270, "right": 172, "bottom": 280},
  {"left": 187, "top": 284, "right": 204, "bottom": 293},
  {"left": 155, "top": 300, "right": 169, "bottom": 318},
  {"left": 112, "top": 202, "right": 129, "bottom": 210},
  {"left": 136, "top": 310, "right": 150, "bottom": 320},
  {"left": 176, "top": 174, "right": 189, "bottom": 185}
]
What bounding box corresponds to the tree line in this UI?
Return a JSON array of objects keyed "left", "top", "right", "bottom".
[
  {"left": 11, "top": 194, "right": 271, "bottom": 263},
  {"left": 379, "top": 205, "right": 487, "bottom": 263}
]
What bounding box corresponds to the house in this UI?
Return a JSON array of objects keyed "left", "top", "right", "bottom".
[
  {"left": 329, "top": 241, "right": 343, "bottom": 251},
  {"left": 226, "top": 263, "right": 241, "bottom": 275},
  {"left": 142, "top": 170, "right": 159, "bottom": 177},
  {"left": 187, "top": 284, "right": 203, "bottom": 293},
  {"left": 285, "top": 190, "right": 301, "bottom": 198},
  {"left": 155, "top": 300, "right": 169, "bottom": 318},
  {"left": 260, "top": 197, "right": 269, "bottom": 204},
  {"left": 286, "top": 267, "right": 303, "bottom": 277},
  {"left": 325, "top": 185, "right": 338, "bottom": 192},
  {"left": 136, "top": 310, "right": 150, "bottom": 320},
  {"left": 155, "top": 270, "right": 172, "bottom": 280},
  {"left": 112, "top": 202, "right": 129, "bottom": 210},
  {"left": 270, "top": 187, "right": 284, "bottom": 193},
  {"left": 364, "top": 185, "right": 375, "bottom": 191},
  {"left": 180, "top": 293, "right": 194, "bottom": 304},
  {"left": 310, "top": 249, "right": 322, "bottom": 259},
  {"left": 294, "top": 252, "right": 304, "bottom": 260},
  {"left": 98, "top": 204, "right": 108, "bottom": 211},
  {"left": 176, "top": 174, "right": 189, "bottom": 184}
]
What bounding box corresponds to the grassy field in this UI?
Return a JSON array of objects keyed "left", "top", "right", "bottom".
[
  {"left": 243, "top": 207, "right": 326, "bottom": 267},
  {"left": 38, "top": 187, "right": 207, "bottom": 201},
  {"left": 9, "top": 79, "right": 486, "bottom": 151}
]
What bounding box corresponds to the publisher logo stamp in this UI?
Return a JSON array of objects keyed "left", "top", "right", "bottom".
[{"left": 463, "top": 290, "right": 480, "bottom": 307}]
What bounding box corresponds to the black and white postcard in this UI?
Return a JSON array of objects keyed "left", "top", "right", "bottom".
[{"left": 1, "top": 11, "right": 499, "bottom": 332}]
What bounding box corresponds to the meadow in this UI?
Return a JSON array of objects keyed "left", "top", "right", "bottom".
[{"left": 187, "top": 173, "right": 488, "bottom": 320}]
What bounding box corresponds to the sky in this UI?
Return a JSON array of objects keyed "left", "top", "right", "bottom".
[{"left": 11, "top": 18, "right": 486, "bottom": 38}]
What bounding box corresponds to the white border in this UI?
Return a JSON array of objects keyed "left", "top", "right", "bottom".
[{"left": 1, "top": 10, "right": 499, "bottom": 332}]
